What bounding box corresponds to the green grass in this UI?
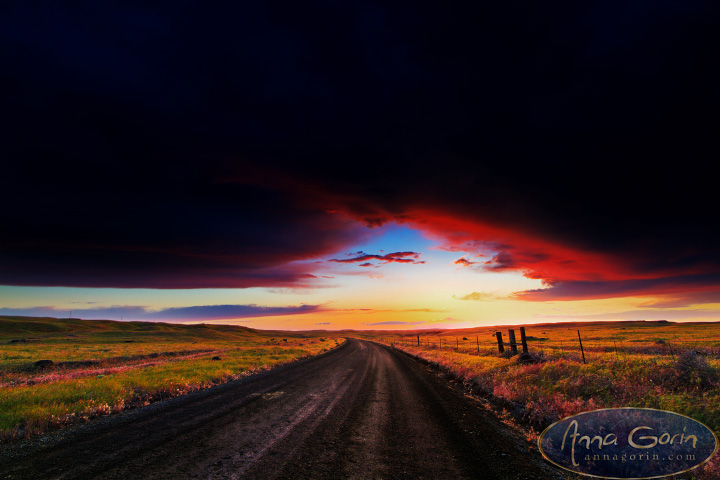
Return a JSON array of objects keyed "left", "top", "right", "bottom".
[{"left": 0, "top": 316, "right": 343, "bottom": 441}]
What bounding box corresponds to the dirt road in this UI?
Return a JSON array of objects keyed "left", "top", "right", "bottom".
[{"left": 0, "top": 340, "right": 563, "bottom": 479}]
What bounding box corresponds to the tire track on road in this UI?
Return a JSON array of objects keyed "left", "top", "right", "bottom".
[{"left": 0, "top": 339, "right": 564, "bottom": 480}]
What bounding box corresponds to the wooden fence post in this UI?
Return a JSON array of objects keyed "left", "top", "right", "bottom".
[
  {"left": 577, "top": 330, "right": 586, "bottom": 364},
  {"left": 520, "top": 327, "right": 528, "bottom": 353},
  {"left": 417, "top": 335, "right": 420, "bottom": 347},
  {"left": 668, "top": 342, "right": 676, "bottom": 365},
  {"left": 508, "top": 329, "right": 518, "bottom": 354},
  {"left": 496, "top": 332, "right": 504, "bottom": 353},
  {"left": 476, "top": 335, "right": 480, "bottom": 353}
]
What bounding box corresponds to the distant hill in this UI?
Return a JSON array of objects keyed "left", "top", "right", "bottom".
[{"left": 0, "top": 315, "right": 265, "bottom": 341}]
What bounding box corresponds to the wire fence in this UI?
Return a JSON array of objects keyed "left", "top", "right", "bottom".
[{"left": 358, "top": 327, "right": 720, "bottom": 372}]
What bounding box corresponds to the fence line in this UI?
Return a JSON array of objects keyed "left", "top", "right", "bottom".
[{"left": 362, "top": 330, "right": 720, "bottom": 371}]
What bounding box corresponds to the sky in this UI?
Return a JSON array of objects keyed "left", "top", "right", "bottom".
[{"left": 2, "top": 1, "right": 720, "bottom": 330}]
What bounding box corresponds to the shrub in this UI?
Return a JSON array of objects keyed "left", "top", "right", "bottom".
[{"left": 675, "top": 350, "right": 718, "bottom": 390}]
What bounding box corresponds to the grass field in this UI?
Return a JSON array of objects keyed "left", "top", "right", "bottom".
[
  {"left": 0, "top": 316, "right": 343, "bottom": 442},
  {"left": 358, "top": 321, "right": 720, "bottom": 479},
  {"left": 3, "top": 317, "right": 719, "bottom": 477}
]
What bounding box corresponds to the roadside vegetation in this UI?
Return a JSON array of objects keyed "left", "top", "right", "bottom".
[
  {"left": 0, "top": 316, "right": 343, "bottom": 442},
  {"left": 363, "top": 321, "right": 720, "bottom": 480}
]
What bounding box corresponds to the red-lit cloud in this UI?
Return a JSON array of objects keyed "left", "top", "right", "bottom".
[
  {"left": 329, "top": 251, "right": 425, "bottom": 266},
  {"left": 199, "top": 167, "right": 720, "bottom": 303},
  {"left": 454, "top": 257, "right": 479, "bottom": 267}
]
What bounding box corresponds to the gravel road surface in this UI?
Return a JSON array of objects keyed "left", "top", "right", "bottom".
[{"left": 0, "top": 339, "right": 564, "bottom": 479}]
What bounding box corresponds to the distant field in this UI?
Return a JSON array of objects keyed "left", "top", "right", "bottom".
[
  {"left": 0, "top": 316, "right": 343, "bottom": 441},
  {"left": 358, "top": 321, "right": 720, "bottom": 479}
]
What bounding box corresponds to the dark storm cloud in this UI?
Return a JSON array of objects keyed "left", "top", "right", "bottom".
[
  {"left": 0, "top": 304, "right": 323, "bottom": 321},
  {"left": 2, "top": 1, "right": 720, "bottom": 298}
]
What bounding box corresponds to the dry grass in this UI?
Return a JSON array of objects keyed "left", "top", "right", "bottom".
[{"left": 359, "top": 321, "right": 720, "bottom": 480}]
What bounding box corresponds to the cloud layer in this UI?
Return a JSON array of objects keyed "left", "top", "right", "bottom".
[
  {"left": 329, "top": 251, "right": 424, "bottom": 267},
  {"left": 0, "top": 304, "right": 323, "bottom": 322},
  {"left": 454, "top": 292, "right": 498, "bottom": 302},
  {"left": 362, "top": 321, "right": 425, "bottom": 326},
  {"left": 2, "top": 1, "right": 719, "bottom": 305},
  {"left": 535, "top": 309, "right": 720, "bottom": 322}
]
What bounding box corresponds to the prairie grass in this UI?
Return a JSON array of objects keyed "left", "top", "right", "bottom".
[
  {"left": 363, "top": 321, "right": 720, "bottom": 480},
  {"left": 0, "top": 316, "right": 343, "bottom": 441}
]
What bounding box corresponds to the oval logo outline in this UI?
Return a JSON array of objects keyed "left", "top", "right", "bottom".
[{"left": 538, "top": 407, "right": 718, "bottom": 480}]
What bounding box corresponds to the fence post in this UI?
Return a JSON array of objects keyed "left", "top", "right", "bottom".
[
  {"left": 520, "top": 327, "right": 528, "bottom": 353},
  {"left": 668, "top": 342, "right": 676, "bottom": 365},
  {"left": 417, "top": 335, "right": 420, "bottom": 347},
  {"left": 496, "top": 332, "right": 504, "bottom": 353},
  {"left": 577, "top": 330, "right": 586, "bottom": 364},
  {"left": 476, "top": 335, "right": 480, "bottom": 353},
  {"left": 508, "top": 329, "right": 518, "bottom": 354}
]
